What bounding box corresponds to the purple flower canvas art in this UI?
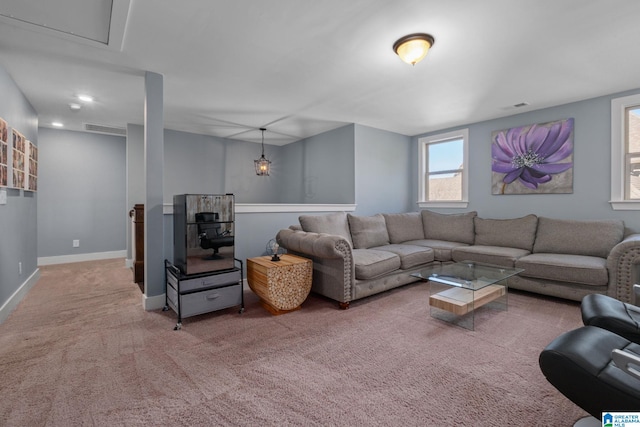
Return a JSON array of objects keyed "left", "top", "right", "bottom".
[{"left": 491, "top": 118, "right": 574, "bottom": 194}]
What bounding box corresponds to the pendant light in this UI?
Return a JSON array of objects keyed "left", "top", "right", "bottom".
[{"left": 254, "top": 127, "right": 271, "bottom": 176}]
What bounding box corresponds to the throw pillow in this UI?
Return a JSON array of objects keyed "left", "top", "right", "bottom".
[
  {"left": 347, "top": 214, "right": 390, "bottom": 249},
  {"left": 383, "top": 212, "right": 425, "bottom": 243},
  {"left": 422, "top": 210, "right": 477, "bottom": 244},
  {"left": 533, "top": 217, "right": 624, "bottom": 258},
  {"left": 299, "top": 212, "right": 353, "bottom": 247},
  {"left": 474, "top": 215, "right": 538, "bottom": 251}
]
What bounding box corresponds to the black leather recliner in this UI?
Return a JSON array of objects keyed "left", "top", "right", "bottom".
[
  {"left": 195, "top": 212, "right": 234, "bottom": 259},
  {"left": 581, "top": 286, "right": 640, "bottom": 343},
  {"left": 540, "top": 288, "right": 640, "bottom": 426},
  {"left": 539, "top": 326, "right": 640, "bottom": 423}
]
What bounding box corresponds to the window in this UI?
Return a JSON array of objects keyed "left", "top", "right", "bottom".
[
  {"left": 625, "top": 107, "right": 640, "bottom": 199},
  {"left": 418, "top": 128, "right": 469, "bottom": 208},
  {"left": 611, "top": 94, "right": 640, "bottom": 210}
]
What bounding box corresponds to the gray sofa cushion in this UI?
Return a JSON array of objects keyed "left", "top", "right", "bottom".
[
  {"left": 452, "top": 245, "right": 530, "bottom": 268},
  {"left": 352, "top": 249, "right": 401, "bottom": 280},
  {"left": 474, "top": 215, "right": 538, "bottom": 251},
  {"left": 533, "top": 217, "right": 625, "bottom": 258},
  {"left": 370, "top": 244, "right": 434, "bottom": 269},
  {"left": 383, "top": 212, "right": 425, "bottom": 243},
  {"left": 516, "top": 253, "right": 608, "bottom": 287},
  {"left": 403, "top": 239, "right": 469, "bottom": 262},
  {"left": 422, "top": 210, "right": 477, "bottom": 244},
  {"left": 300, "top": 212, "right": 353, "bottom": 247},
  {"left": 348, "top": 214, "right": 390, "bottom": 249}
]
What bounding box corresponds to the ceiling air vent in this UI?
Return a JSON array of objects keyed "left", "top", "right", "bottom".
[{"left": 84, "top": 123, "right": 127, "bottom": 136}]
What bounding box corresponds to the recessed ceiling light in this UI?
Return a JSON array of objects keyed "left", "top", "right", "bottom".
[
  {"left": 69, "top": 103, "right": 82, "bottom": 110},
  {"left": 52, "top": 122, "right": 64, "bottom": 127},
  {"left": 77, "top": 94, "right": 94, "bottom": 102}
]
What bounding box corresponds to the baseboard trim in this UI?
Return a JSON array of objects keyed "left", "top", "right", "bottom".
[
  {"left": 0, "top": 268, "right": 40, "bottom": 324},
  {"left": 38, "top": 250, "right": 127, "bottom": 266},
  {"left": 143, "top": 293, "right": 166, "bottom": 311},
  {"left": 125, "top": 258, "right": 133, "bottom": 268}
]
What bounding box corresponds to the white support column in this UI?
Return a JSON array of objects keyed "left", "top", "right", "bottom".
[{"left": 143, "top": 71, "right": 165, "bottom": 310}]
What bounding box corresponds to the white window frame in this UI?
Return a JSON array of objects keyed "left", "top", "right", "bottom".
[
  {"left": 611, "top": 94, "right": 640, "bottom": 210},
  {"left": 418, "top": 128, "right": 469, "bottom": 209}
]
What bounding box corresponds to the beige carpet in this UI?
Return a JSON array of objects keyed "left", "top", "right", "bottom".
[{"left": 0, "top": 258, "right": 587, "bottom": 426}]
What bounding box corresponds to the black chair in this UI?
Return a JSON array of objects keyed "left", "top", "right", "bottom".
[
  {"left": 581, "top": 286, "right": 640, "bottom": 344},
  {"left": 195, "top": 212, "right": 234, "bottom": 259},
  {"left": 540, "top": 325, "right": 640, "bottom": 426}
]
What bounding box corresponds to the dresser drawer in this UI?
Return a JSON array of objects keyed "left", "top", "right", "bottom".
[
  {"left": 168, "top": 269, "right": 241, "bottom": 292},
  {"left": 167, "top": 283, "right": 242, "bottom": 318}
]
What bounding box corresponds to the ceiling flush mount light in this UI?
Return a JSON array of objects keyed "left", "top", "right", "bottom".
[
  {"left": 254, "top": 127, "right": 271, "bottom": 176},
  {"left": 52, "top": 121, "right": 64, "bottom": 127},
  {"left": 393, "top": 33, "right": 435, "bottom": 66},
  {"left": 77, "top": 94, "right": 94, "bottom": 103}
]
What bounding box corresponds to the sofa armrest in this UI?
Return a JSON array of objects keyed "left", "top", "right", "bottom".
[
  {"left": 607, "top": 233, "right": 640, "bottom": 303},
  {"left": 276, "top": 228, "right": 352, "bottom": 259},
  {"left": 276, "top": 228, "right": 355, "bottom": 304}
]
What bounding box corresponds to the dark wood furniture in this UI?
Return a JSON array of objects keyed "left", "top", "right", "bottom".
[{"left": 130, "top": 204, "right": 144, "bottom": 291}]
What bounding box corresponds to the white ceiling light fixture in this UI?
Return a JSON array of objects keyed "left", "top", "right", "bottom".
[
  {"left": 52, "top": 121, "right": 64, "bottom": 127},
  {"left": 254, "top": 128, "right": 271, "bottom": 176},
  {"left": 69, "top": 103, "right": 82, "bottom": 111},
  {"left": 77, "top": 94, "right": 94, "bottom": 103},
  {"left": 393, "top": 33, "right": 435, "bottom": 66}
]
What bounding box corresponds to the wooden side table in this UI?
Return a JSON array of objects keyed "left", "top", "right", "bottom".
[{"left": 247, "top": 254, "right": 312, "bottom": 315}]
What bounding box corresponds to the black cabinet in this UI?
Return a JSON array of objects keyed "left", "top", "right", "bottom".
[{"left": 173, "top": 194, "right": 235, "bottom": 275}]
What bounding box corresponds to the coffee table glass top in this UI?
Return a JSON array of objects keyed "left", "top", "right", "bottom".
[{"left": 411, "top": 261, "right": 524, "bottom": 290}]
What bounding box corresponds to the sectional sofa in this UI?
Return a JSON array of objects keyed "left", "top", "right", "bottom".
[{"left": 275, "top": 210, "right": 640, "bottom": 309}]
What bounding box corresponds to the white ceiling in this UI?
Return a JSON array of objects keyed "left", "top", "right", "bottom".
[{"left": 0, "top": 0, "right": 639, "bottom": 145}]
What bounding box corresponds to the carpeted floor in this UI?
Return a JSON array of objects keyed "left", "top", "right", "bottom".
[{"left": 0, "top": 258, "right": 587, "bottom": 426}]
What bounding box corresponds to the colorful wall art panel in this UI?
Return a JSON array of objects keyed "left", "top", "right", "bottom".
[
  {"left": 491, "top": 118, "right": 574, "bottom": 195},
  {"left": 0, "top": 118, "right": 7, "bottom": 187}
]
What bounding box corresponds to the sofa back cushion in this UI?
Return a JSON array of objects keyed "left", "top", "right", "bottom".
[
  {"left": 474, "top": 215, "right": 538, "bottom": 251},
  {"left": 348, "top": 214, "right": 390, "bottom": 249},
  {"left": 421, "top": 210, "right": 477, "bottom": 244},
  {"left": 299, "top": 212, "right": 353, "bottom": 247},
  {"left": 533, "top": 217, "right": 625, "bottom": 258},
  {"left": 383, "top": 212, "right": 425, "bottom": 244}
]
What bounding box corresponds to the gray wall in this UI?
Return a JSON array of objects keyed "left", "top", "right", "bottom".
[
  {"left": 152, "top": 124, "right": 358, "bottom": 268},
  {"left": 412, "top": 88, "right": 640, "bottom": 233},
  {"left": 132, "top": 124, "right": 357, "bottom": 206},
  {"left": 279, "top": 125, "right": 356, "bottom": 204},
  {"left": 37, "top": 128, "right": 127, "bottom": 257},
  {"left": 164, "top": 128, "right": 226, "bottom": 198},
  {"left": 354, "top": 124, "right": 413, "bottom": 215},
  {"left": 0, "top": 65, "right": 38, "bottom": 312},
  {"left": 127, "top": 125, "right": 285, "bottom": 205}
]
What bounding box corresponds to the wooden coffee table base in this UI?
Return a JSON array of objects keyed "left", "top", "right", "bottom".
[{"left": 429, "top": 284, "right": 506, "bottom": 316}]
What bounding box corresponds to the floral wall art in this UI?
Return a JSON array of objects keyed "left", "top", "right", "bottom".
[{"left": 491, "top": 118, "right": 574, "bottom": 195}]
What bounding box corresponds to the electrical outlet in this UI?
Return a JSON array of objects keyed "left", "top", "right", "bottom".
[{"left": 73, "top": 240, "right": 80, "bottom": 248}]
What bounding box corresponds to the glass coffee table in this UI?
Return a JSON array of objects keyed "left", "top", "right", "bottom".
[{"left": 411, "top": 261, "right": 524, "bottom": 330}]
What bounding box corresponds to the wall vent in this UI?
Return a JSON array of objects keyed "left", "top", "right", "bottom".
[{"left": 84, "top": 123, "right": 127, "bottom": 136}]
